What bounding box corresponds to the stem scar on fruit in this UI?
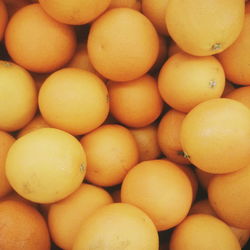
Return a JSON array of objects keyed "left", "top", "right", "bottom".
[
  {"left": 178, "top": 151, "right": 190, "bottom": 159},
  {"left": 211, "top": 43, "right": 222, "bottom": 51},
  {"left": 80, "top": 163, "right": 86, "bottom": 173},
  {"left": 209, "top": 80, "right": 216, "bottom": 88}
]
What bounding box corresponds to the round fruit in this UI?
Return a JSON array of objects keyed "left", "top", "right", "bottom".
[
  {"left": 73, "top": 203, "right": 159, "bottom": 250},
  {"left": 87, "top": 8, "right": 159, "bottom": 81},
  {"left": 6, "top": 128, "right": 86, "bottom": 203},
  {"left": 38, "top": 68, "right": 109, "bottom": 135},
  {"left": 166, "top": 0, "right": 245, "bottom": 56},
  {"left": 180, "top": 98, "right": 250, "bottom": 174},
  {"left": 5, "top": 3, "right": 76, "bottom": 73},
  {"left": 121, "top": 159, "right": 193, "bottom": 231},
  {"left": 0, "top": 60, "right": 37, "bottom": 132}
]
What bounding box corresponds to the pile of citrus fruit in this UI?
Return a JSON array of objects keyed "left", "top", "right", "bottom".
[{"left": 0, "top": 0, "right": 250, "bottom": 249}]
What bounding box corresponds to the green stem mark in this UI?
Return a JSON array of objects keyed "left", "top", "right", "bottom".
[
  {"left": 211, "top": 43, "right": 221, "bottom": 51},
  {"left": 178, "top": 151, "right": 190, "bottom": 159},
  {"left": 209, "top": 80, "right": 216, "bottom": 88},
  {"left": 80, "top": 163, "right": 86, "bottom": 173}
]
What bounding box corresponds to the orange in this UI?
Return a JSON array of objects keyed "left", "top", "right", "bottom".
[
  {"left": 130, "top": 124, "right": 161, "bottom": 161},
  {"left": 73, "top": 203, "right": 159, "bottom": 250},
  {"left": 169, "top": 214, "right": 241, "bottom": 250},
  {"left": 108, "top": 0, "right": 141, "bottom": 10},
  {"left": 0, "top": 200, "right": 50, "bottom": 250},
  {"left": 189, "top": 199, "right": 250, "bottom": 248},
  {"left": 157, "top": 109, "right": 190, "bottom": 165},
  {"left": 208, "top": 164, "right": 250, "bottom": 229},
  {"left": 121, "top": 159, "right": 193, "bottom": 231},
  {"left": 217, "top": 2, "right": 250, "bottom": 85},
  {"left": 38, "top": 68, "right": 109, "bottom": 135},
  {"left": 80, "top": 124, "right": 139, "bottom": 186},
  {"left": 67, "top": 42, "right": 105, "bottom": 81},
  {"left": 5, "top": 128, "right": 87, "bottom": 203},
  {"left": 87, "top": 8, "right": 159, "bottom": 81},
  {"left": 0, "top": 131, "right": 14, "bottom": 198},
  {"left": 194, "top": 167, "right": 214, "bottom": 190},
  {"left": 3, "top": 0, "right": 29, "bottom": 16},
  {"left": 17, "top": 114, "right": 50, "bottom": 138},
  {"left": 39, "top": 0, "right": 111, "bottom": 25},
  {"left": 5, "top": 3, "right": 76, "bottom": 73},
  {"left": 158, "top": 52, "right": 225, "bottom": 113},
  {"left": 142, "top": 0, "right": 169, "bottom": 35},
  {"left": 180, "top": 98, "right": 250, "bottom": 174},
  {"left": 166, "top": 0, "right": 245, "bottom": 56},
  {"left": 0, "top": 0, "right": 7, "bottom": 41},
  {"left": 48, "top": 183, "right": 113, "bottom": 250},
  {"left": 0, "top": 60, "right": 37, "bottom": 132},
  {"left": 107, "top": 74, "right": 163, "bottom": 127},
  {"left": 226, "top": 86, "right": 250, "bottom": 109}
]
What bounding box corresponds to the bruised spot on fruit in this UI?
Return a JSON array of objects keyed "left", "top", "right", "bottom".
[
  {"left": 211, "top": 43, "right": 222, "bottom": 52},
  {"left": 209, "top": 80, "right": 217, "bottom": 88}
]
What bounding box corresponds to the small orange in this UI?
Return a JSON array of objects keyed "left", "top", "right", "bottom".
[
  {"left": 73, "top": 203, "right": 159, "bottom": 250},
  {"left": 157, "top": 109, "right": 190, "bottom": 165},
  {"left": 0, "top": 200, "right": 50, "bottom": 250},
  {"left": 0, "top": 60, "right": 37, "bottom": 132},
  {"left": 130, "top": 124, "right": 161, "bottom": 161},
  {"left": 217, "top": 2, "right": 250, "bottom": 85},
  {"left": 169, "top": 214, "right": 241, "bottom": 250},
  {"left": 48, "top": 183, "right": 113, "bottom": 250},
  {"left": 208, "top": 164, "right": 250, "bottom": 229},
  {"left": 180, "top": 98, "right": 250, "bottom": 174},
  {"left": 121, "top": 159, "right": 193, "bottom": 231},
  {"left": 87, "top": 8, "right": 159, "bottom": 81},
  {"left": 5, "top": 3, "right": 77, "bottom": 73},
  {"left": 0, "top": 131, "right": 15, "bottom": 198},
  {"left": 107, "top": 74, "right": 163, "bottom": 128},
  {"left": 166, "top": 0, "right": 245, "bottom": 56},
  {"left": 80, "top": 124, "right": 139, "bottom": 186},
  {"left": 39, "top": 0, "right": 111, "bottom": 25},
  {"left": 0, "top": 0, "right": 7, "bottom": 41},
  {"left": 6, "top": 128, "right": 87, "bottom": 203},
  {"left": 17, "top": 114, "right": 50, "bottom": 138},
  {"left": 226, "top": 86, "right": 250, "bottom": 109},
  {"left": 158, "top": 52, "right": 225, "bottom": 113},
  {"left": 142, "top": 0, "right": 169, "bottom": 35},
  {"left": 38, "top": 68, "right": 109, "bottom": 135}
]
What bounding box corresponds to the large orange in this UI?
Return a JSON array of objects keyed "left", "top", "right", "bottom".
[
  {"left": 5, "top": 4, "right": 76, "bottom": 73},
  {"left": 0, "top": 200, "right": 50, "bottom": 250},
  {"left": 73, "top": 203, "right": 159, "bottom": 250},
  {"left": 48, "top": 183, "right": 113, "bottom": 250},
  {"left": 121, "top": 159, "right": 193, "bottom": 231},
  {"left": 0, "top": 0, "right": 7, "bottom": 41},
  {"left": 80, "top": 124, "right": 139, "bottom": 186},
  {"left": 217, "top": 2, "right": 250, "bottom": 85},
  {"left": 87, "top": 8, "right": 159, "bottom": 81},
  {"left": 166, "top": 0, "right": 245, "bottom": 56},
  {"left": 5, "top": 128, "right": 87, "bottom": 203},
  {"left": 180, "top": 98, "right": 250, "bottom": 174},
  {"left": 38, "top": 68, "right": 109, "bottom": 135},
  {"left": 39, "top": 0, "right": 111, "bottom": 25},
  {"left": 157, "top": 109, "right": 190, "bottom": 165},
  {"left": 0, "top": 60, "right": 37, "bottom": 132},
  {"left": 158, "top": 52, "right": 225, "bottom": 113},
  {"left": 0, "top": 131, "right": 15, "bottom": 198},
  {"left": 208, "top": 164, "right": 250, "bottom": 229},
  {"left": 169, "top": 214, "right": 241, "bottom": 250},
  {"left": 107, "top": 74, "right": 163, "bottom": 127}
]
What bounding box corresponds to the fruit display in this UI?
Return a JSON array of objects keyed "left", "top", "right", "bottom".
[{"left": 0, "top": 0, "right": 250, "bottom": 249}]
